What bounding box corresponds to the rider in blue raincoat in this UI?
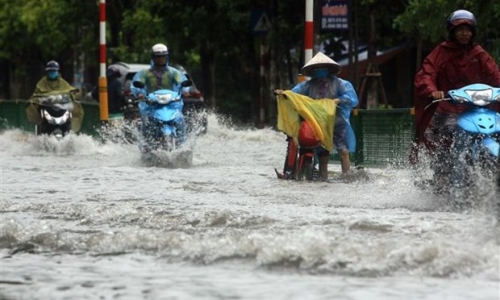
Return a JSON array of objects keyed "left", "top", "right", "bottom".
[
  {"left": 131, "top": 43, "right": 190, "bottom": 143},
  {"left": 131, "top": 43, "right": 188, "bottom": 99},
  {"left": 275, "top": 52, "right": 358, "bottom": 180},
  {"left": 291, "top": 52, "right": 358, "bottom": 178}
]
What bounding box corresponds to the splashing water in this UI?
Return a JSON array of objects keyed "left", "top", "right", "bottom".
[{"left": 0, "top": 112, "right": 498, "bottom": 300}]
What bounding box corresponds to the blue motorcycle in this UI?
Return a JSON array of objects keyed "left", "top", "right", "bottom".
[
  {"left": 450, "top": 83, "right": 500, "bottom": 156},
  {"left": 132, "top": 80, "right": 192, "bottom": 154},
  {"left": 429, "top": 83, "right": 500, "bottom": 202}
]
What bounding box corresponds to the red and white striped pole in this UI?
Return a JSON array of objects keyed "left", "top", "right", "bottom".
[
  {"left": 98, "top": 0, "right": 108, "bottom": 121},
  {"left": 259, "top": 37, "right": 265, "bottom": 128},
  {"left": 304, "top": 0, "right": 314, "bottom": 65}
]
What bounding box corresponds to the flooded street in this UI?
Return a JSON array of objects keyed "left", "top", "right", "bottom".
[{"left": 0, "top": 114, "right": 499, "bottom": 300}]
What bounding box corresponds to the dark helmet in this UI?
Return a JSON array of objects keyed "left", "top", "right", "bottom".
[
  {"left": 45, "top": 60, "right": 60, "bottom": 71},
  {"left": 446, "top": 9, "right": 477, "bottom": 38},
  {"left": 106, "top": 65, "right": 121, "bottom": 78},
  {"left": 151, "top": 43, "right": 169, "bottom": 66}
]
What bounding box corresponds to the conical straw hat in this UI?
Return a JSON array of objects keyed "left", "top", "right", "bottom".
[{"left": 301, "top": 52, "right": 341, "bottom": 76}]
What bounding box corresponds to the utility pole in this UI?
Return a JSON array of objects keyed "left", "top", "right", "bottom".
[
  {"left": 304, "top": 0, "right": 314, "bottom": 64},
  {"left": 98, "top": 0, "right": 109, "bottom": 122}
]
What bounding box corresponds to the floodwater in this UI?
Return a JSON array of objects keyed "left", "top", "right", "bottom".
[{"left": 0, "top": 114, "right": 499, "bottom": 300}]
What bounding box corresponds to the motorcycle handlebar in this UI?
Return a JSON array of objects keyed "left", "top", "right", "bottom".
[{"left": 430, "top": 97, "right": 451, "bottom": 103}]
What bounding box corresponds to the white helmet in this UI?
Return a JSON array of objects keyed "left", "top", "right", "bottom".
[
  {"left": 151, "top": 43, "right": 169, "bottom": 67},
  {"left": 151, "top": 43, "right": 168, "bottom": 57}
]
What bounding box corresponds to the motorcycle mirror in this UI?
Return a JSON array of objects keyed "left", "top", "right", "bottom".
[
  {"left": 133, "top": 81, "right": 145, "bottom": 88},
  {"left": 181, "top": 80, "right": 192, "bottom": 87}
]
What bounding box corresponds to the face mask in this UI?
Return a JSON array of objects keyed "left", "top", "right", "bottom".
[
  {"left": 153, "top": 55, "right": 168, "bottom": 67},
  {"left": 47, "top": 70, "right": 59, "bottom": 80},
  {"left": 311, "top": 68, "right": 329, "bottom": 79}
]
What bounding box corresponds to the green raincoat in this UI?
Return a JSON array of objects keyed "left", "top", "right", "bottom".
[{"left": 26, "top": 76, "right": 84, "bottom": 133}]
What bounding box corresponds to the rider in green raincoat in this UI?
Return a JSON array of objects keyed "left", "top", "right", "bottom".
[{"left": 26, "top": 60, "right": 84, "bottom": 133}]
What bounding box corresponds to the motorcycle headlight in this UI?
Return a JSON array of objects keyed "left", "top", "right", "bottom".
[
  {"left": 156, "top": 94, "right": 172, "bottom": 104},
  {"left": 465, "top": 89, "right": 492, "bottom": 106},
  {"left": 63, "top": 110, "right": 71, "bottom": 120},
  {"left": 43, "top": 110, "right": 52, "bottom": 120}
]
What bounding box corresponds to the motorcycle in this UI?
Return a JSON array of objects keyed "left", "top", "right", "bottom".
[
  {"left": 132, "top": 80, "right": 192, "bottom": 154},
  {"left": 274, "top": 91, "right": 336, "bottom": 181},
  {"left": 35, "top": 93, "right": 74, "bottom": 139},
  {"left": 123, "top": 94, "right": 141, "bottom": 121},
  {"left": 275, "top": 121, "right": 322, "bottom": 181},
  {"left": 420, "top": 83, "right": 500, "bottom": 204}
]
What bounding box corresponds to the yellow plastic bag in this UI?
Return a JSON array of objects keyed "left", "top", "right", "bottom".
[{"left": 276, "top": 91, "right": 336, "bottom": 152}]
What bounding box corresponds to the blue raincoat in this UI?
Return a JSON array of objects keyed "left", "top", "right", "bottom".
[{"left": 131, "top": 61, "right": 188, "bottom": 96}]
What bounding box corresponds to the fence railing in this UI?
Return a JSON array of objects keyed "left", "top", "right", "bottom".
[
  {"left": 350, "top": 108, "right": 414, "bottom": 166},
  {"left": 0, "top": 100, "right": 415, "bottom": 166}
]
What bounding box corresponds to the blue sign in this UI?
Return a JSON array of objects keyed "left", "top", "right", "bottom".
[
  {"left": 250, "top": 10, "right": 272, "bottom": 36},
  {"left": 321, "top": 0, "right": 349, "bottom": 32}
]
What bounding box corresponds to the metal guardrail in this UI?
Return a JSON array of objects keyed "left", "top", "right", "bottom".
[{"left": 0, "top": 100, "right": 415, "bottom": 166}]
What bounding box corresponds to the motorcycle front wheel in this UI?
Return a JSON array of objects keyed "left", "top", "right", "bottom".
[{"left": 160, "top": 135, "right": 177, "bottom": 151}]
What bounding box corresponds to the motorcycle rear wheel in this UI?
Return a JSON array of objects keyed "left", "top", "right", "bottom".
[{"left": 296, "top": 153, "right": 314, "bottom": 181}]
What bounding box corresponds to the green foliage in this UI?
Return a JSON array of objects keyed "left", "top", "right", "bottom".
[
  {"left": 0, "top": 1, "right": 24, "bottom": 60},
  {"left": 19, "top": 0, "right": 70, "bottom": 54},
  {"left": 489, "top": 39, "right": 500, "bottom": 65},
  {"left": 2, "top": 0, "right": 500, "bottom": 120},
  {"left": 393, "top": 0, "right": 451, "bottom": 42},
  {"left": 1, "top": 0, "right": 90, "bottom": 59},
  {"left": 120, "top": 8, "right": 168, "bottom": 62},
  {"left": 394, "top": 0, "right": 500, "bottom": 47}
]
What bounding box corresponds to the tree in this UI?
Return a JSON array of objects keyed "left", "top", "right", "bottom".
[
  {"left": 1, "top": 0, "right": 499, "bottom": 123},
  {"left": 0, "top": 0, "right": 99, "bottom": 97},
  {"left": 394, "top": 0, "right": 500, "bottom": 68}
]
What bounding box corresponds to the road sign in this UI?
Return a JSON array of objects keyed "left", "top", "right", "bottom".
[
  {"left": 254, "top": 12, "right": 271, "bottom": 32},
  {"left": 251, "top": 10, "right": 272, "bottom": 35},
  {"left": 321, "top": 0, "right": 349, "bottom": 32}
]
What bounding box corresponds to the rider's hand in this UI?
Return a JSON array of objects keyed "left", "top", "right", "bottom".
[
  {"left": 333, "top": 98, "right": 341, "bottom": 105},
  {"left": 429, "top": 91, "right": 445, "bottom": 99},
  {"left": 137, "top": 93, "right": 144, "bottom": 99},
  {"left": 274, "top": 89, "right": 284, "bottom": 95}
]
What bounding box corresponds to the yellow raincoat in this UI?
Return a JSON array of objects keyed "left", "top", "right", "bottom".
[{"left": 276, "top": 90, "right": 336, "bottom": 152}]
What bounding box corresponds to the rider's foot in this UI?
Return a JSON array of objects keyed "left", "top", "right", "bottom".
[{"left": 340, "top": 169, "right": 369, "bottom": 182}]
